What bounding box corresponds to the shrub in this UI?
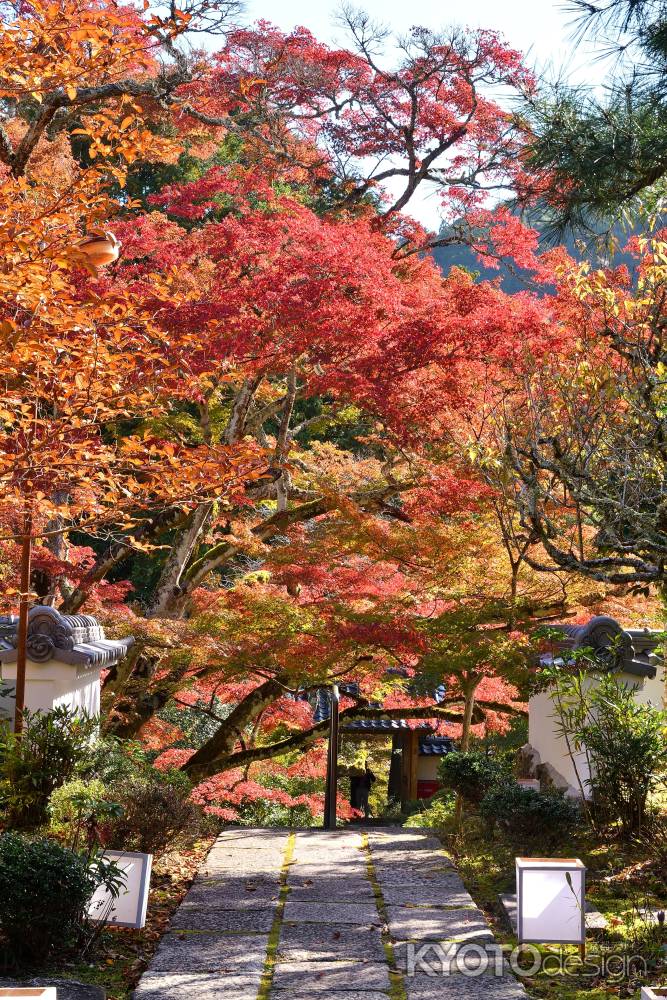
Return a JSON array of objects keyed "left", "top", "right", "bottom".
[
  {"left": 409, "top": 791, "right": 457, "bottom": 830},
  {"left": 78, "top": 736, "right": 152, "bottom": 785},
  {"left": 438, "top": 751, "right": 508, "bottom": 804},
  {"left": 48, "top": 778, "right": 124, "bottom": 851},
  {"left": 480, "top": 784, "right": 581, "bottom": 849},
  {"left": 102, "top": 773, "right": 202, "bottom": 854},
  {"left": 0, "top": 707, "right": 98, "bottom": 828},
  {"left": 546, "top": 669, "right": 667, "bottom": 836},
  {"left": 49, "top": 778, "right": 108, "bottom": 832},
  {"left": 583, "top": 676, "right": 667, "bottom": 835},
  {"left": 636, "top": 812, "right": 667, "bottom": 873},
  {"left": 0, "top": 833, "right": 120, "bottom": 967}
]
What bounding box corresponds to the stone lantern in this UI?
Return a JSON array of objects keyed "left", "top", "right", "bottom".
[{"left": 0, "top": 606, "right": 133, "bottom": 728}]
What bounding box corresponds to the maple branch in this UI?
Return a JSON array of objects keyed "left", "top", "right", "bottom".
[
  {"left": 60, "top": 506, "right": 190, "bottom": 613},
  {"left": 181, "top": 676, "right": 288, "bottom": 778},
  {"left": 184, "top": 697, "right": 525, "bottom": 780},
  {"left": 177, "top": 485, "right": 405, "bottom": 605},
  {"left": 9, "top": 69, "right": 192, "bottom": 177}
]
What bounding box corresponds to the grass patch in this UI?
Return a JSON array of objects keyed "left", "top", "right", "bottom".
[{"left": 420, "top": 812, "right": 667, "bottom": 1000}]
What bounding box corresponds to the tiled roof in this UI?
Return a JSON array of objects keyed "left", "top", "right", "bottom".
[
  {"left": 542, "top": 615, "right": 662, "bottom": 680},
  {"left": 342, "top": 718, "right": 433, "bottom": 732},
  {"left": 418, "top": 735, "right": 455, "bottom": 756},
  {"left": 0, "top": 607, "right": 134, "bottom": 670},
  {"left": 312, "top": 680, "right": 447, "bottom": 728}
]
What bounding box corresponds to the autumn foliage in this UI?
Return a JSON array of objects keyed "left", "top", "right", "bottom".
[{"left": 0, "top": 0, "right": 660, "bottom": 822}]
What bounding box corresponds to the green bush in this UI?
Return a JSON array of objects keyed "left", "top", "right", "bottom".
[
  {"left": 581, "top": 676, "right": 667, "bottom": 835},
  {"left": 78, "top": 736, "right": 152, "bottom": 785},
  {"left": 408, "top": 791, "right": 457, "bottom": 829},
  {"left": 438, "top": 751, "right": 508, "bottom": 804},
  {"left": 0, "top": 707, "right": 98, "bottom": 828},
  {"left": 480, "top": 784, "right": 581, "bottom": 849},
  {"left": 49, "top": 778, "right": 108, "bottom": 832},
  {"left": 545, "top": 668, "right": 667, "bottom": 836},
  {"left": 48, "top": 777, "right": 124, "bottom": 851},
  {"left": 0, "top": 833, "right": 120, "bottom": 968},
  {"left": 102, "top": 773, "right": 202, "bottom": 854}
]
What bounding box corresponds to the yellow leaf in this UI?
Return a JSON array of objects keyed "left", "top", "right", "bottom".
[{"left": 66, "top": 85, "right": 77, "bottom": 100}]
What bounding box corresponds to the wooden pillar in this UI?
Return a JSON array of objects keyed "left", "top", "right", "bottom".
[
  {"left": 388, "top": 733, "right": 402, "bottom": 801},
  {"left": 399, "top": 730, "right": 419, "bottom": 805},
  {"left": 408, "top": 730, "right": 418, "bottom": 801}
]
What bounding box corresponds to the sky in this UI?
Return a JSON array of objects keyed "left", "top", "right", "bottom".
[
  {"left": 243, "top": 0, "right": 605, "bottom": 84},
  {"left": 239, "top": 1, "right": 610, "bottom": 227}
]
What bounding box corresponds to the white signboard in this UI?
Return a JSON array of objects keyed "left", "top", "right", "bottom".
[
  {"left": 88, "top": 850, "right": 153, "bottom": 929},
  {"left": 516, "top": 857, "right": 586, "bottom": 945}
]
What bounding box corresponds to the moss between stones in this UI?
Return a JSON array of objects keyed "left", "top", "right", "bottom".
[
  {"left": 361, "top": 833, "right": 407, "bottom": 1000},
  {"left": 257, "top": 831, "right": 296, "bottom": 1000}
]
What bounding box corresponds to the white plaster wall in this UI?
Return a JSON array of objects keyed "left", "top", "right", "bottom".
[
  {"left": 529, "top": 688, "right": 592, "bottom": 797},
  {"left": 416, "top": 756, "right": 440, "bottom": 782},
  {"left": 0, "top": 660, "right": 101, "bottom": 727},
  {"left": 633, "top": 662, "right": 665, "bottom": 708},
  {"left": 529, "top": 667, "right": 666, "bottom": 799}
]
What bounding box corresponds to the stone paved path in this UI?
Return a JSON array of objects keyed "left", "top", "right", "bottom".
[{"left": 134, "top": 828, "right": 529, "bottom": 1000}]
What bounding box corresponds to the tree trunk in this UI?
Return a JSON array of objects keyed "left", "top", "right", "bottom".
[
  {"left": 454, "top": 679, "right": 478, "bottom": 830},
  {"left": 148, "top": 502, "right": 215, "bottom": 617}
]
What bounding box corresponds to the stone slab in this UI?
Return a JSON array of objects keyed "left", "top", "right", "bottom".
[
  {"left": 272, "top": 959, "right": 391, "bottom": 993},
  {"left": 277, "top": 922, "right": 386, "bottom": 962},
  {"left": 195, "top": 871, "right": 281, "bottom": 889},
  {"left": 216, "top": 828, "right": 289, "bottom": 845},
  {"left": 0, "top": 980, "right": 105, "bottom": 1000},
  {"left": 283, "top": 901, "right": 380, "bottom": 925},
  {"left": 381, "top": 880, "right": 476, "bottom": 910},
  {"left": 287, "top": 881, "right": 376, "bottom": 903},
  {"left": 393, "top": 941, "right": 509, "bottom": 974},
  {"left": 206, "top": 847, "right": 285, "bottom": 862},
  {"left": 148, "top": 931, "right": 268, "bottom": 973},
  {"left": 373, "top": 872, "right": 458, "bottom": 891},
  {"left": 403, "top": 973, "right": 527, "bottom": 998},
  {"left": 370, "top": 851, "right": 454, "bottom": 869},
  {"left": 181, "top": 881, "right": 280, "bottom": 909},
  {"left": 203, "top": 856, "right": 283, "bottom": 877},
  {"left": 288, "top": 862, "right": 368, "bottom": 877},
  {"left": 272, "top": 994, "right": 389, "bottom": 1000},
  {"left": 387, "top": 906, "right": 493, "bottom": 943},
  {"left": 499, "top": 892, "right": 608, "bottom": 932},
  {"left": 294, "top": 832, "right": 363, "bottom": 845},
  {"left": 171, "top": 906, "right": 277, "bottom": 933},
  {"left": 366, "top": 832, "right": 444, "bottom": 850},
  {"left": 133, "top": 972, "right": 262, "bottom": 999}
]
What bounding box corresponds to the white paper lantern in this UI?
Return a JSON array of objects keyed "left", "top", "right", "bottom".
[
  {"left": 88, "top": 850, "right": 153, "bottom": 929},
  {"left": 0, "top": 991, "right": 57, "bottom": 999},
  {"left": 641, "top": 989, "right": 667, "bottom": 999},
  {"left": 516, "top": 857, "right": 586, "bottom": 945}
]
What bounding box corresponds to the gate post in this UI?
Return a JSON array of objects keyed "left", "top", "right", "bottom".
[{"left": 323, "top": 684, "right": 340, "bottom": 830}]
